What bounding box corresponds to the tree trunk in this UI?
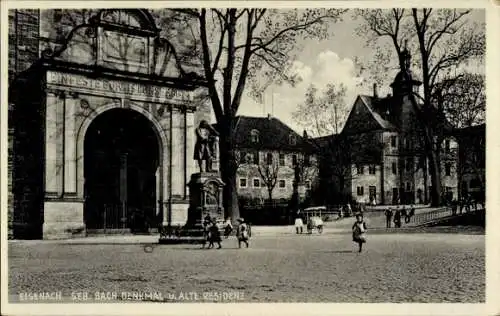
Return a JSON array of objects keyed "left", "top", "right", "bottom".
[
  {"left": 218, "top": 116, "right": 240, "bottom": 223},
  {"left": 423, "top": 155, "right": 428, "bottom": 203},
  {"left": 428, "top": 149, "right": 442, "bottom": 206},
  {"left": 267, "top": 189, "right": 273, "bottom": 206}
]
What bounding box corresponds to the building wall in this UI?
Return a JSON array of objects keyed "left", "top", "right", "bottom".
[
  {"left": 236, "top": 150, "right": 317, "bottom": 202},
  {"left": 8, "top": 9, "right": 41, "bottom": 238},
  {"left": 350, "top": 164, "right": 382, "bottom": 204},
  {"left": 347, "top": 130, "right": 459, "bottom": 205}
]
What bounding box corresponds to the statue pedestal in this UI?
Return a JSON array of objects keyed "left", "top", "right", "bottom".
[{"left": 185, "top": 172, "right": 225, "bottom": 230}]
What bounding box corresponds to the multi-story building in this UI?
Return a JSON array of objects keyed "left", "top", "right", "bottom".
[
  {"left": 316, "top": 48, "right": 459, "bottom": 206},
  {"left": 230, "top": 115, "right": 317, "bottom": 204}
]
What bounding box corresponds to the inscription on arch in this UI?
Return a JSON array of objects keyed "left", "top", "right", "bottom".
[{"left": 47, "top": 71, "right": 196, "bottom": 102}]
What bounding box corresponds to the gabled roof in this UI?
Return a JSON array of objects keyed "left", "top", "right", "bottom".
[
  {"left": 217, "top": 115, "right": 313, "bottom": 152},
  {"left": 346, "top": 93, "right": 454, "bottom": 134},
  {"left": 358, "top": 95, "right": 397, "bottom": 130}
]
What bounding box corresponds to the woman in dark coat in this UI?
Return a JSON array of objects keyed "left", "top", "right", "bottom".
[
  {"left": 393, "top": 209, "right": 402, "bottom": 228},
  {"left": 208, "top": 221, "right": 222, "bottom": 249}
]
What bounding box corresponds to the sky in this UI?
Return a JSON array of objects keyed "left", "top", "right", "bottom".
[{"left": 232, "top": 9, "right": 486, "bottom": 135}]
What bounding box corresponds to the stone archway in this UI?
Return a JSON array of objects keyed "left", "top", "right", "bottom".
[{"left": 78, "top": 105, "right": 167, "bottom": 233}]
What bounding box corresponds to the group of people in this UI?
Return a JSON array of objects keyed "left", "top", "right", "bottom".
[
  {"left": 202, "top": 215, "right": 250, "bottom": 249},
  {"left": 450, "top": 195, "right": 484, "bottom": 215},
  {"left": 338, "top": 203, "right": 354, "bottom": 219},
  {"left": 384, "top": 205, "right": 415, "bottom": 228}
]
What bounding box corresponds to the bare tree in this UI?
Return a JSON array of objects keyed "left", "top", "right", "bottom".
[
  {"left": 294, "top": 83, "right": 349, "bottom": 136},
  {"left": 257, "top": 153, "right": 280, "bottom": 204},
  {"left": 169, "top": 8, "right": 346, "bottom": 220},
  {"left": 356, "top": 9, "right": 485, "bottom": 206},
  {"left": 294, "top": 82, "right": 358, "bottom": 204},
  {"left": 295, "top": 153, "right": 318, "bottom": 187}
]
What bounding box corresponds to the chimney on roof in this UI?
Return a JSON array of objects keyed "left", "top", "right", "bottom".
[
  {"left": 303, "top": 130, "right": 309, "bottom": 139},
  {"left": 267, "top": 113, "right": 272, "bottom": 120},
  {"left": 373, "top": 83, "right": 378, "bottom": 98}
]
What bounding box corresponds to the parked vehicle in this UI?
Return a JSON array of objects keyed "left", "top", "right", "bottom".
[{"left": 303, "top": 206, "right": 326, "bottom": 234}]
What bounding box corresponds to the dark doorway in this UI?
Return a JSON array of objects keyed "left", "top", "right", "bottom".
[
  {"left": 84, "top": 109, "right": 160, "bottom": 233},
  {"left": 369, "top": 186, "right": 376, "bottom": 204}
]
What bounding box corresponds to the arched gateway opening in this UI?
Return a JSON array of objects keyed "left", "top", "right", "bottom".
[{"left": 84, "top": 109, "right": 161, "bottom": 233}]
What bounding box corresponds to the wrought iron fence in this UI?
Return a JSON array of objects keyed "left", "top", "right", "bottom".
[
  {"left": 103, "top": 203, "right": 127, "bottom": 230},
  {"left": 409, "top": 207, "right": 452, "bottom": 225}
]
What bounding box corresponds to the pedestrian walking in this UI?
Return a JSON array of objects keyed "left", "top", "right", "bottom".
[
  {"left": 294, "top": 210, "right": 304, "bottom": 234},
  {"left": 201, "top": 214, "right": 212, "bottom": 249},
  {"left": 451, "top": 199, "right": 458, "bottom": 215},
  {"left": 352, "top": 213, "right": 368, "bottom": 253},
  {"left": 347, "top": 203, "right": 353, "bottom": 217},
  {"left": 394, "top": 209, "right": 401, "bottom": 228},
  {"left": 465, "top": 195, "right": 471, "bottom": 213},
  {"left": 384, "top": 207, "right": 393, "bottom": 228},
  {"left": 409, "top": 205, "right": 415, "bottom": 220},
  {"left": 405, "top": 205, "right": 413, "bottom": 224},
  {"left": 223, "top": 217, "right": 233, "bottom": 238},
  {"left": 207, "top": 220, "right": 222, "bottom": 249},
  {"left": 237, "top": 218, "right": 250, "bottom": 248}
]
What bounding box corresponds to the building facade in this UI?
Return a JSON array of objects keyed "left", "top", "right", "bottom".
[
  {"left": 230, "top": 115, "right": 317, "bottom": 205},
  {"left": 317, "top": 48, "right": 459, "bottom": 206},
  {"left": 8, "top": 9, "right": 212, "bottom": 239}
]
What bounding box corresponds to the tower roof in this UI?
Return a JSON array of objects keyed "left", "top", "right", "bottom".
[{"left": 390, "top": 42, "right": 422, "bottom": 88}]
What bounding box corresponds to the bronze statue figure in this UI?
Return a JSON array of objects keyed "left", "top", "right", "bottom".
[{"left": 194, "top": 120, "right": 219, "bottom": 172}]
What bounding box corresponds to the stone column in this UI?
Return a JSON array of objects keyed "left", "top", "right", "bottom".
[
  {"left": 161, "top": 110, "right": 171, "bottom": 226},
  {"left": 155, "top": 167, "right": 160, "bottom": 216},
  {"left": 45, "top": 90, "right": 64, "bottom": 196},
  {"left": 171, "top": 109, "right": 185, "bottom": 198},
  {"left": 64, "top": 92, "right": 77, "bottom": 195},
  {"left": 185, "top": 110, "right": 196, "bottom": 197}
]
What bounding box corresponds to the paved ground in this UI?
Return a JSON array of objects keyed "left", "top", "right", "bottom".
[{"left": 8, "top": 228, "right": 484, "bottom": 303}]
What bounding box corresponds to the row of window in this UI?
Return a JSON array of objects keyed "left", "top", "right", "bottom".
[
  {"left": 356, "top": 183, "right": 417, "bottom": 196},
  {"left": 239, "top": 178, "right": 311, "bottom": 189},
  {"left": 243, "top": 151, "right": 308, "bottom": 166},
  {"left": 356, "top": 165, "right": 376, "bottom": 175},
  {"left": 389, "top": 136, "right": 455, "bottom": 153},
  {"left": 250, "top": 129, "right": 297, "bottom": 145},
  {"left": 357, "top": 162, "right": 453, "bottom": 176},
  {"left": 389, "top": 136, "right": 412, "bottom": 149}
]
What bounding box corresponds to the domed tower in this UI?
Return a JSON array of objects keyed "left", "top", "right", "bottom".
[{"left": 390, "top": 42, "right": 421, "bottom": 98}]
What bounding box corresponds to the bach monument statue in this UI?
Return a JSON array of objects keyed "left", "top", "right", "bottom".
[{"left": 184, "top": 121, "right": 225, "bottom": 236}]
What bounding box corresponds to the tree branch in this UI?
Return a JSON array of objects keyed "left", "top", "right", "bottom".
[
  {"left": 199, "top": 9, "right": 223, "bottom": 122},
  {"left": 231, "top": 9, "right": 256, "bottom": 113},
  {"left": 210, "top": 9, "right": 228, "bottom": 74},
  {"left": 251, "top": 13, "right": 340, "bottom": 55},
  {"left": 427, "top": 10, "right": 470, "bottom": 54}
]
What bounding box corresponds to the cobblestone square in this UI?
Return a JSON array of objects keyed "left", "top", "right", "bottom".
[{"left": 8, "top": 230, "right": 484, "bottom": 303}]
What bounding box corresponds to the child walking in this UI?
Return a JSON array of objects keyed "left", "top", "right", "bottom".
[
  {"left": 352, "top": 213, "right": 367, "bottom": 252},
  {"left": 223, "top": 217, "right": 233, "bottom": 238},
  {"left": 237, "top": 218, "right": 250, "bottom": 248}
]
